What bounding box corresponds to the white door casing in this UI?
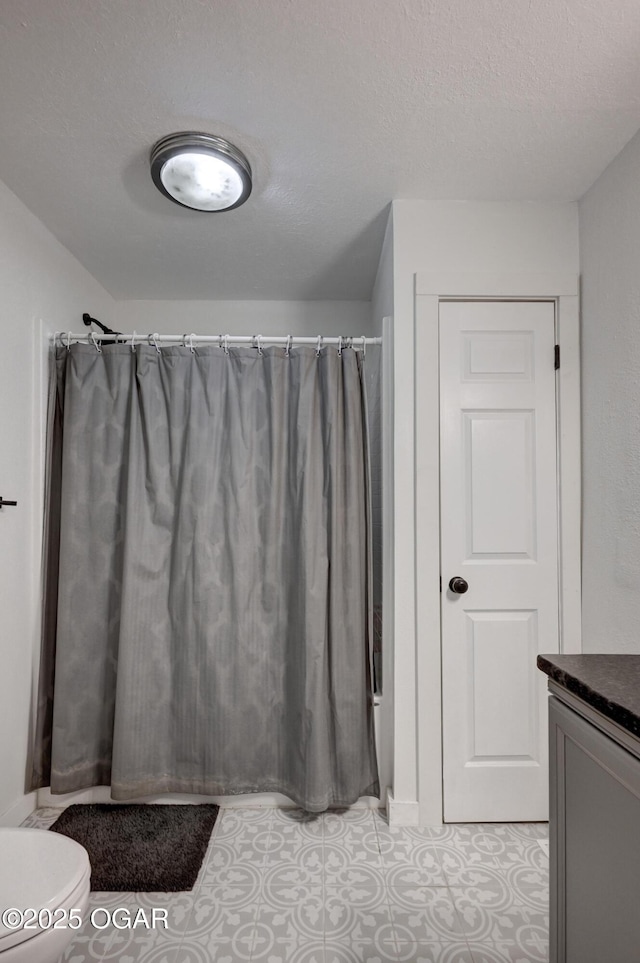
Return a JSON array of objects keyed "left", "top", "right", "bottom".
[{"left": 440, "top": 300, "right": 559, "bottom": 822}]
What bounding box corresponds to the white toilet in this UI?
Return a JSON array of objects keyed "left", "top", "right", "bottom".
[{"left": 0, "top": 828, "right": 91, "bottom": 963}]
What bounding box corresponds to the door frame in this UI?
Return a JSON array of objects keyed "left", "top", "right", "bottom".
[{"left": 414, "top": 272, "right": 581, "bottom": 826}]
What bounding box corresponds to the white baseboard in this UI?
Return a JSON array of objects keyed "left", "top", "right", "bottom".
[
  {"left": 0, "top": 792, "right": 37, "bottom": 827},
  {"left": 386, "top": 790, "right": 420, "bottom": 826}
]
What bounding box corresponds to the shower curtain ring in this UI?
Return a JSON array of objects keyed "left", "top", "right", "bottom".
[
  {"left": 316, "top": 335, "right": 323, "bottom": 357},
  {"left": 189, "top": 333, "right": 196, "bottom": 354},
  {"left": 130, "top": 330, "right": 137, "bottom": 352},
  {"left": 337, "top": 336, "right": 343, "bottom": 357},
  {"left": 66, "top": 330, "right": 72, "bottom": 351},
  {"left": 256, "top": 335, "right": 263, "bottom": 356},
  {"left": 285, "top": 335, "right": 292, "bottom": 357},
  {"left": 89, "top": 331, "right": 102, "bottom": 354},
  {"left": 224, "top": 334, "right": 230, "bottom": 355},
  {"left": 149, "top": 333, "right": 161, "bottom": 354},
  {"left": 360, "top": 335, "right": 366, "bottom": 358}
]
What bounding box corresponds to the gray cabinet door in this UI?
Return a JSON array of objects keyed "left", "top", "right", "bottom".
[{"left": 549, "top": 695, "right": 640, "bottom": 963}]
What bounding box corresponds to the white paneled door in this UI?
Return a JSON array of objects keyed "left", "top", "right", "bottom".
[{"left": 440, "top": 300, "right": 559, "bottom": 822}]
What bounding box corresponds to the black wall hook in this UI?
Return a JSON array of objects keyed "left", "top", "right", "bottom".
[{"left": 0, "top": 497, "right": 17, "bottom": 508}]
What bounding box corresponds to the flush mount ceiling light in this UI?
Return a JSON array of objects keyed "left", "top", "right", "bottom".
[{"left": 150, "top": 132, "right": 252, "bottom": 212}]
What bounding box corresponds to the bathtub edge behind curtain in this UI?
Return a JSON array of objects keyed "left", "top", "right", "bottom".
[{"left": 31, "top": 341, "right": 379, "bottom": 812}]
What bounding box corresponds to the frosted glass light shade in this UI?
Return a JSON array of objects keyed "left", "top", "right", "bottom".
[
  {"left": 150, "top": 132, "right": 252, "bottom": 212},
  {"left": 160, "top": 153, "right": 244, "bottom": 211}
]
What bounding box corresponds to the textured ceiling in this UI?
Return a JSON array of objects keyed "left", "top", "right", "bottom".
[{"left": 1, "top": 0, "right": 640, "bottom": 300}]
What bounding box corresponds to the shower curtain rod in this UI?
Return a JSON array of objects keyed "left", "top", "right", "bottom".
[{"left": 57, "top": 332, "right": 383, "bottom": 348}]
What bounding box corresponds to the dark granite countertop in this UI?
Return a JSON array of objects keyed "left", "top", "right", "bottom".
[{"left": 537, "top": 654, "right": 640, "bottom": 739}]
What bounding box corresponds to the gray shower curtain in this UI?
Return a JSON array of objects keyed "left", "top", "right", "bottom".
[{"left": 32, "top": 340, "right": 379, "bottom": 812}]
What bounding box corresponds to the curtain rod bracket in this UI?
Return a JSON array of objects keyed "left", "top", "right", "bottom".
[{"left": 82, "top": 312, "right": 121, "bottom": 339}]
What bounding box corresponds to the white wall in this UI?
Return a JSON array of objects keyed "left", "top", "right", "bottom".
[
  {"left": 113, "top": 299, "right": 372, "bottom": 336},
  {"left": 371, "top": 210, "right": 393, "bottom": 333},
  {"left": 389, "top": 200, "right": 579, "bottom": 823},
  {"left": 0, "top": 179, "right": 114, "bottom": 826},
  {"left": 370, "top": 211, "right": 394, "bottom": 802},
  {"left": 580, "top": 129, "right": 640, "bottom": 653}
]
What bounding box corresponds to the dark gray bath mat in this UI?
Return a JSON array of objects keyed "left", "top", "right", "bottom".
[{"left": 50, "top": 803, "right": 219, "bottom": 891}]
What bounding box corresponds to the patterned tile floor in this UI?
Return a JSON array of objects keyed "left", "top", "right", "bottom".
[{"left": 21, "top": 806, "right": 549, "bottom": 963}]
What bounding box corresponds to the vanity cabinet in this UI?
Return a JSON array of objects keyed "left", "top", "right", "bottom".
[{"left": 539, "top": 655, "right": 640, "bottom": 963}]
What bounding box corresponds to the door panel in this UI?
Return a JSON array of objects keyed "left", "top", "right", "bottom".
[
  {"left": 468, "top": 609, "right": 538, "bottom": 759},
  {"left": 440, "top": 300, "right": 559, "bottom": 822},
  {"left": 464, "top": 411, "right": 536, "bottom": 558}
]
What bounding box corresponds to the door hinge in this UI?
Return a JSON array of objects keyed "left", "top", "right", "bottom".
[{"left": 554, "top": 344, "right": 560, "bottom": 370}]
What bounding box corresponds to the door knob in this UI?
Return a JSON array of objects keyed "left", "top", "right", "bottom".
[{"left": 448, "top": 576, "right": 469, "bottom": 594}]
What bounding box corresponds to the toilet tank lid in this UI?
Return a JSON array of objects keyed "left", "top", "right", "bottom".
[{"left": 0, "top": 828, "right": 90, "bottom": 941}]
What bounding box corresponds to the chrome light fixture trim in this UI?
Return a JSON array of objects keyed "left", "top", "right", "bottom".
[{"left": 149, "top": 132, "right": 252, "bottom": 212}]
